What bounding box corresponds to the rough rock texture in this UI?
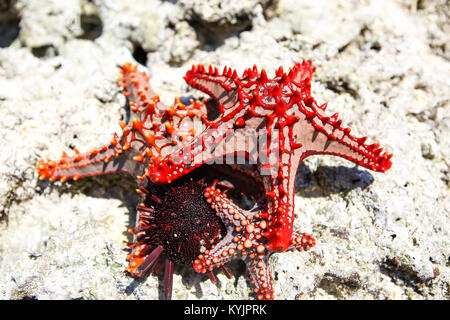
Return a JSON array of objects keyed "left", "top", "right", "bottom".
[
  {"left": 180, "top": 0, "right": 277, "bottom": 33},
  {"left": 0, "top": 0, "right": 448, "bottom": 300}
]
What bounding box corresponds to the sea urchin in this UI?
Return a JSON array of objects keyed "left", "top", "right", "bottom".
[{"left": 125, "top": 177, "right": 227, "bottom": 299}]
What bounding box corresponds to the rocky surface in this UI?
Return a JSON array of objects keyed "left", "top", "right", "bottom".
[{"left": 0, "top": 0, "right": 448, "bottom": 300}]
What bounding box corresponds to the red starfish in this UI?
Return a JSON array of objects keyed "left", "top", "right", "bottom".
[
  {"left": 146, "top": 60, "right": 393, "bottom": 252},
  {"left": 194, "top": 181, "right": 315, "bottom": 300}
]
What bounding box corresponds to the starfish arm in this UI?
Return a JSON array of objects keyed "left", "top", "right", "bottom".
[
  {"left": 287, "top": 59, "right": 316, "bottom": 85},
  {"left": 119, "top": 62, "right": 161, "bottom": 111},
  {"left": 286, "top": 230, "right": 316, "bottom": 252},
  {"left": 260, "top": 175, "right": 296, "bottom": 252},
  {"left": 194, "top": 184, "right": 260, "bottom": 272},
  {"left": 193, "top": 232, "right": 241, "bottom": 273},
  {"left": 184, "top": 64, "right": 241, "bottom": 116},
  {"left": 246, "top": 230, "right": 315, "bottom": 300},
  {"left": 36, "top": 142, "right": 145, "bottom": 182},
  {"left": 37, "top": 63, "right": 161, "bottom": 183},
  {"left": 119, "top": 63, "right": 205, "bottom": 178},
  {"left": 194, "top": 183, "right": 267, "bottom": 268},
  {"left": 294, "top": 118, "right": 393, "bottom": 172},
  {"left": 290, "top": 93, "right": 393, "bottom": 173},
  {"left": 245, "top": 256, "right": 275, "bottom": 300},
  {"left": 118, "top": 62, "right": 169, "bottom": 165}
]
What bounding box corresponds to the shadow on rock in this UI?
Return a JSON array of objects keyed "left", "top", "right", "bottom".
[{"left": 295, "top": 162, "right": 374, "bottom": 198}]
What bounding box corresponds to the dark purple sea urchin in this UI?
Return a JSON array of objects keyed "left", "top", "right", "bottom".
[{"left": 126, "top": 176, "right": 226, "bottom": 299}]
